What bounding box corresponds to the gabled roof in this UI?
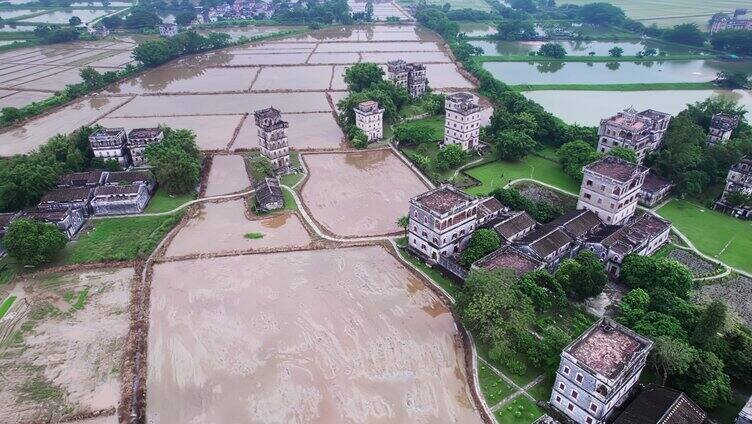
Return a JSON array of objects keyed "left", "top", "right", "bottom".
[
  {"left": 478, "top": 197, "right": 505, "bottom": 218},
  {"left": 21, "top": 208, "right": 73, "bottom": 222},
  {"left": 550, "top": 209, "right": 601, "bottom": 239},
  {"left": 0, "top": 212, "right": 17, "bottom": 228},
  {"left": 39, "top": 187, "right": 92, "bottom": 203},
  {"left": 94, "top": 185, "right": 141, "bottom": 196},
  {"left": 106, "top": 170, "right": 153, "bottom": 184},
  {"left": 473, "top": 245, "right": 543, "bottom": 276},
  {"left": 494, "top": 211, "right": 536, "bottom": 240},
  {"left": 584, "top": 156, "right": 648, "bottom": 183},
  {"left": 641, "top": 172, "right": 672, "bottom": 193},
  {"left": 254, "top": 177, "right": 282, "bottom": 204},
  {"left": 613, "top": 384, "right": 706, "bottom": 424},
  {"left": 599, "top": 213, "right": 671, "bottom": 255},
  {"left": 57, "top": 171, "right": 104, "bottom": 187},
  {"left": 518, "top": 225, "right": 573, "bottom": 258}
]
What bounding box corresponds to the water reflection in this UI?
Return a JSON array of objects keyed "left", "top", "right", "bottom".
[{"left": 469, "top": 39, "right": 699, "bottom": 57}]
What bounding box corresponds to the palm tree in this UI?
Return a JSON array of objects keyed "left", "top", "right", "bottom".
[{"left": 396, "top": 215, "right": 409, "bottom": 240}]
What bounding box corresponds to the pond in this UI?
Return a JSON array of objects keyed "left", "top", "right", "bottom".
[
  {"left": 17, "top": 8, "right": 120, "bottom": 24},
  {"left": 0, "top": 9, "right": 41, "bottom": 19},
  {"left": 523, "top": 89, "right": 752, "bottom": 125},
  {"left": 469, "top": 39, "right": 701, "bottom": 57},
  {"left": 483, "top": 60, "right": 752, "bottom": 85},
  {"left": 458, "top": 22, "right": 497, "bottom": 37},
  {"left": 0, "top": 24, "right": 36, "bottom": 32}
]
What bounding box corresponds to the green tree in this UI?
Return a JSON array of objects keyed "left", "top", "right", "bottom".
[
  {"left": 618, "top": 288, "right": 650, "bottom": 326},
  {"left": 634, "top": 311, "right": 689, "bottom": 341},
  {"left": 344, "top": 62, "right": 385, "bottom": 92},
  {"left": 144, "top": 128, "right": 201, "bottom": 195},
  {"left": 554, "top": 251, "right": 607, "bottom": 300},
  {"left": 608, "top": 46, "right": 624, "bottom": 57},
  {"left": 652, "top": 336, "right": 697, "bottom": 385},
  {"left": 662, "top": 23, "right": 706, "bottom": 47},
  {"left": 460, "top": 229, "right": 501, "bottom": 267},
  {"left": 711, "top": 29, "right": 752, "bottom": 55},
  {"left": 4, "top": 219, "right": 67, "bottom": 266},
  {"left": 557, "top": 140, "right": 600, "bottom": 180},
  {"left": 175, "top": 10, "right": 197, "bottom": 26},
  {"left": 396, "top": 215, "right": 409, "bottom": 238},
  {"left": 537, "top": 42, "right": 566, "bottom": 59},
  {"left": 495, "top": 130, "right": 536, "bottom": 161},
  {"left": 123, "top": 7, "right": 162, "bottom": 29},
  {"left": 496, "top": 19, "right": 536, "bottom": 41},
  {"left": 249, "top": 156, "right": 273, "bottom": 180},
  {"left": 132, "top": 38, "right": 178, "bottom": 67},
  {"left": 437, "top": 144, "right": 466, "bottom": 168},
  {"left": 620, "top": 255, "right": 694, "bottom": 299},
  {"left": 608, "top": 147, "right": 637, "bottom": 163},
  {"left": 578, "top": 3, "right": 625, "bottom": 24},
  {"left": 715, "top": 71, "right": 750, "bottom": 89},
  {"left": 79, "top": 67, "right": 103, "bottom": 88},
  {"left": 206, "top": 32, "right": 231, "bottom": 49},
  {"left": 687, "top": 351, "right": 732, "bottom": 409},
  {"left": 692, "top": 300, "right": 727, "bottom": 349},
  {"left": 393, "top": 121, "right": 436, "bottom": 144},
  {"left": 1, "top": 107, "right": 22, "bottom": 125},
  {"left": 69, "top": 16, "right": 82, "bottom": 26}
]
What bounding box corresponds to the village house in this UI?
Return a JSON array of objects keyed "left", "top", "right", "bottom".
[
  {"left": 387, "top": 59, "right": 427, "bottom": 98},
  {"left": 738, "top": 395, "right": 752, "bottom": 424},
  {"left": 20, "top": 208, "right": 86, "bottom": 239},
  {"left": 493, "top": 211, "right": 537, "bottom": 243},
  {"left": 254, "top": 107, "right": 291, "bottom": 174},
  {"left": 37, "top": 187, "right": 93, "bottom": 214},
  {"left": 476, "top": 196, "right": 506, "bottom": 225},
  {"left": 711, "top": 9, "right": 752, "bottom": 34},
  {"left": 584, "top": 213, "right": 671, "bottom": 278},
  {"left": 707, "top": 113, "right": 741, "bottom": 145},
  {"left": 159, "top": 22, "right": 178, "bottom": 37},
  {"left": 254, "top": 178, "right": 284, "bottom": 212},
  {"left": 612, "top": 384, "right": 707, "bottom": 424},
  {"left": 577, "top": 156, "right": 648, "bottom": 226},
  {"left": 550, "top": 318, "right": 653, "bottom": 424},
  {"left": 515, "top": 224, "right": 574, "bottom": 270},
  {"left": 597, "top": 107, "right": 671, "bottom": 164},
  {"left": 472, "top": 245, "right": 543, "bottom": 277},
  {"left": 354, "top": 100, "right": 385, "bottom": 142},
  {"left": 89, "top": 127, "right": 129, "bottom": 166},
  {"left": 442, "top": 92, "right": 483, "bottom": 151},
  {"left": 408, "top": 184, "right": 480, "bottom": 262},
  {"left": 57, "top": 170, "right": 106, "bottom": 188},
  {"left": 715, "top": 156, "right": 752, "bottom": 219},
  {"left": 87, "top": 25, "right": 110, "bottom": 38},
  {"left": 127, "top": 127, "right": 164, "bottom": 166},
  {"left": 105, "top": 170, "right": 157, "bottom": 194},
  {"left": 638, "top": 172, "right": 672, "bottom": 208},
  {"left": 91, "top": 184, "right": 150, "bottom": 216}
]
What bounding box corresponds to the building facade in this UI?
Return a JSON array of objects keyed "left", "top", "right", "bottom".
[
  {"left": 708, "top": 113, "right": 740, "bottom": 145},
  {"left": 738, "top": 395, "right": 752, "bottom": 424},
  {"left": 408, "top": 184, "right": 480, "bottom": 261},
  {"left": 354, "top": 100, "right": 384, "bottom": 142},
  {"left": 91, "top": 184, "right": 150, "bottom": 216},
  {"left": 254, "top": 107, "right": 291, "bottom": 174},
  {"left": 21, "top": 208, "right": 86, "bottom": 239},
  {"left": 159, "top": 22, "right": 178, "bottom": 37},
  {"left": 597, "top": 107, "right": 671, "bottom": 164},
  {"left": 442, "top": 92, "right": 482, "bottom": 151},
  {"left": 715, "top": 157, "right": 752, "bottom": 219},
  {"left": 89, "top": 128, "right": 129, "bottom": 166},
  {"left": 387, "top": 59, "right": 427, "bottom": 98},
  {"left": 127, "top": 128, "right": 164, "bottom": 166},
  {"left": 38, "top": 187, "right": 93, "bottom": 214},
  {"left": 550, "top": 319, "right": 653, "bottom": 424},
  {"left": 577, "top": 156, "right": 648, "bottom": 225},
  {"left": 638, "top": 172, "right": 672, "bottom": 208},
  {"left": 711, "top": 9, "right": 752, "bottom": 34}
]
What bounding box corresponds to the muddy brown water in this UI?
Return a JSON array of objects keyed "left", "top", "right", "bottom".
[
  {"left": 253, "top": 65, "right": 334, "bottom": 91},
  {"left": 106, "top": 67, "right": 257, "bottom": 95},
  {"left": 308, "top": 52, "right": 361, "bottom": 65},
  {"left": 165, "top": 199, "right": 311, "bottom": 257},
  {"left": 300, "top": 151, "right": 429, "bottom": 237},
  {"left": 233, "top": 112, "right": 344, "bottom": 151},
  {"left": 203, "top": 155, "right": 252, "bottom": 197},
  {"left": 147, "top": 247, "right": 482, "bottom": 423}
]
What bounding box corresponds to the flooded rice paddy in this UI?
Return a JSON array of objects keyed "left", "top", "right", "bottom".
[
  {"left": 0, "top": 268, "right": 133, "bottom": 423},
  {"left": 107, "top": 66, "right": 257, "bottom": 94},
  {"left": 300, "top": 150, "right": 429, "bottom": 237},
  {"left": 233, "top": 112, "right": 344, "bottom": 150},
  {"left": 523, "top": 89, "right": 752, "bottom": 125},
  {"left": 165, "top": 199, "right": 311, "bottom": 257},
  {"left": 469, "top": 39, "right": 701, "bottom": 57},
  {"left": 147, "top": 246, "right": 482, "bottom": 423},
  {"left": 16, "top": 8, "right": 121, "bottom": 24},
  {"left": 203, "top": 155, "right": 251, "bottom": 197}
]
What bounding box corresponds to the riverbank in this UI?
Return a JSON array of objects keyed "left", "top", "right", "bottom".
[
  {"left": 477, "top": 53, "right": 717, "bottom": 63},
  {"left": 512, "top": 82, "right": 718, "bottom": 91}
]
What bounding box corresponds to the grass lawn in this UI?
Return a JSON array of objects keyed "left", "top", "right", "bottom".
[
  {"left": 396, "top": 246, "right": 461, "bottom": 299},
  {"left": 656, "top": 199, "right": 752, "bottom": 274},
  {"left": 476, "top": 342, "right": 543, "bottom": 387},
  {"left": 144, "top": 188, "right": 195, "bottom": 214},
  {"left": 464, "top": 155, "right": 580, "bottom": 196},
  {"left": 527, "top": 378, "right": 553, "bottom": 402},
  {"left": 422, "top": 0, "right": 492, "bottom": 11},
  {"left": 63, "top": 213, "right": 183, "bottom": 264},
  {"left": 478, "top": 362, "right": 517, "bottom": 407},
  {"left": 494, "top": 394, "right": 545, "bottom": 424},
  {"left": 398, "top": 115, "right": 445, "bottom": 141},
  {"left": 0, "top": 256, "right": 20, "bottom": 285},
  {"left": 0, "top": 295, "right": 17, "bottom": 320},
  {"left": 282, "top": 188, "right": 298, "bottom": 211}
]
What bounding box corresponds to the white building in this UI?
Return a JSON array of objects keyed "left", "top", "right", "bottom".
[
  {"left": 550, "top": 318, "right": 653, "bottom": 424},
  {"left": 442, "top": 92, "right": 482, "bottom": 151},
  {"left": 577, "top": 156, "right": 648, "bottom": 225},
  {"left": 254, "top": 107, "right": 291, "bottom": 174},
  {"left": 408, "top": 184, "right": 480, "bottom": 261},
  {"left": 597, "top": 107, "right": 671, "bottom": 164},
  {"left": 707, "top": 113, "right": 740, "bottom": 145},
  {"left": 127, "top": 127, "right": 163, "bottom": 166},
  {"left": 354, "top": 100, "right": 384, "bottom": 142},
  {"left": 159, "top": 22, "right": 178, "bottom": 37},
  {"left": 387, "top": 59, "right": 427, "bottom": 98},
  {"left": 89, "top": 127, "right": 129, "bottom": 166}
]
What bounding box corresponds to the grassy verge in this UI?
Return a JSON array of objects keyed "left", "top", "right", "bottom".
[
  {"left": 463, "top": 155, "right": 579, "bottom": 196},
  {"left": 512, "top": 82, "right": 717, "bottom": 92},
  {"left": 144, "top": 189, "right": 195, "bottom": 214},
  {"left": 0, "top": 295, "right": 17, "bottom": 320},
  {"left": 478, "top": 54, "right": 714, "bottom": 63},
  {"left": 656, "top": 199, "right": 752, "bottom": 274},
  {"left": 478, "top": 362, "right": 517, "bottom": 407},
  {"left": 476, "top": 341, "right": 543, "bottom": 387},
  {"left": 396, "top": 246, "right": 461, "bottom": 299},
  {"left": 63, "top": 213, "right": 183, "bottom": 264},
  {"left": 494, "top": 394, "right": 545, "bottom": 424},
  {"left": 282, "top": 188, "right": 298, "bottom": 211},
  {"left": 0, "top": 256, "right": 20, "bottom": 285}
]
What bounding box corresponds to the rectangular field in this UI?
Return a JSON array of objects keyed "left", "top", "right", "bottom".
[
  {"left": 557, "top": 0, "right": 752, "bottom": 26},
  {"left": 464, "top": 156, "right": 581, "bottom": 196}
]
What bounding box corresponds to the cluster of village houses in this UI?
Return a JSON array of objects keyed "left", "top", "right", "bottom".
[{"left": 711, "top": 8, "right": 752, "bottom": 34}]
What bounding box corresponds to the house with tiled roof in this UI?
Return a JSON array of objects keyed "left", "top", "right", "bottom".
[
  {"left": 254, "top": 178, "right": 284, "bottom": 212},
  {"left": 493, "top": 211, "right": 537, "bottom": 242},
  {"left": 613, "top": 384, "right": 706, "bottom": 424},
  {"left": 104, "top": 170, "right": 156, "bottom": 193},
  {"left": 477, "top": 196, "right": 507, "bottom": 225},
  {"left": 516, "top": 224, "right": 574, "bottom": 270},
  {"left": 38, "top": 187, "right": 93, "bottom": 214},
  {"left": 639, "top": 172, "right": 672, "bottom": 208},
  {"left": 472, "top": 245, "right": 543, "bottom": 277},
  {"left": 715, "top": 157, "right": 752, "bottom": 219},
  {"left": 577, "top": 156, "right": 648, "bottom": 226},
  {"left": 20, "top": 208, "right": 86, "bottom": 239},
  {"left": 738, "top": 394, "right": 752, "bottom": 424},
  {"left": 91, "top": 184, "right": 150, "bottom": 216},
  {"left": 57, "top": 171, "right": 106, "bottom": 188}
]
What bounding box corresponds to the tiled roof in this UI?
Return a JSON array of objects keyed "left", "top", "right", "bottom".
[
  {"left": 254, "top": 177, "right": 282, "bottom": 204},
  {"left": 641, "top": 172, "right": 672, "bottom": 193},
  {"left": 478, "top": 197, "right": 505, "bottom": 217},
  {"left": 584, "top": 156, "right": 648, "bottom": 183},
  {"left": 22, "top": 208, "right": 70, "bottom": 221},
  {"left": 473, "top": 246, "right": 543, "bottom": 276},
  {"left": 519, "top": 226, "right": 572, "bottom": 258},
  {"left": 494, "top": 211, "right": 536, "bottom": 240},
  {"left": 128, "top": 128, "right": 163, "bottom": 139},
  {"left": 0, "top": 212, "right": 17, "bottom": 228},
  {"left": 106, "top": 170, "right": 153, "bottom": 184},
  {"left": 613, "top": 384, "right": 706, "bottom": 424},
  {"left": 550, "top": 209, "right": 602, "bottom": 239},
  {"left": 94, "top": 185, "right": 141, "bottom": 196},
  {"left": 412, "top": 185, "right": 475, "bottom": 215},
  {"left": 568, "top": 319, "right": 652, "bottom": 380},
  {"left": 40, "top": 187, "right": 91, "bottom": 203},
  {"left": 57, "top": 171, "right": 104, "bottom": 187},
  {"left": 600, "top": 213, "right": 671, "bottom": 255}
]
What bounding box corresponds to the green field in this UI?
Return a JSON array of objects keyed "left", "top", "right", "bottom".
[
  {"left": 656, "top": 199, "right": 752, "bottom": 274},
  {"left": 463, "top": 155, "right": 580, "bottom": 196},
  {"left": 422, "top": 0, "right": 493, "bottom": 11},
  {"left": 558, "top": 0, "right": 752, "bottom": 27},
  {"left": 0, "top": 295, "right": 17, "bottom": 320},
  {"left": 494, "top": 395, "right": 545, "bottom": 424},
  {"left": 478, "top": 362, "right": 517, "bottom": 406},
  {"left": 64, "top": 213, "right": 182, "bottom": 264},
  {"left": 144, "top": 189, "right": 195, "bottom": 214}
]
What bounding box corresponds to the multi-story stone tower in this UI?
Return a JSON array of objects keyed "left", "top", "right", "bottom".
[
  {"left": 89, "top": 127, "right": 129, "bottom": 166},
  {"left": 550, "top": 318, "right": 653, "bottom": 424},
  {"left": 254, "top": 107, "right": 290, "bottom": 174},
  {"left": 354, "top": 100, "right": 384, "bottom": 142},
  {"left": 387, "top": 59, "right": 427, "bottom": 98},
  {"left": 715, "top": 156, "right": 752, "bottom": 219},
  {"left": 707, "top": 113, "right": 740, "bottom": 145},
  {"left": 408, "top": 184, "right": 480, "bottom": 262},
  {"left": 442, "top": 92, "right": 482, "bottom": 151},
  {"left": 577, "top": 156, "right": 648, "bottom": 225},
  {"left": 127, "top": 128, "right": 164, "bottom": 166},
  {"left": 597, "top": 107, "right": 671, "bottom": 164}
]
